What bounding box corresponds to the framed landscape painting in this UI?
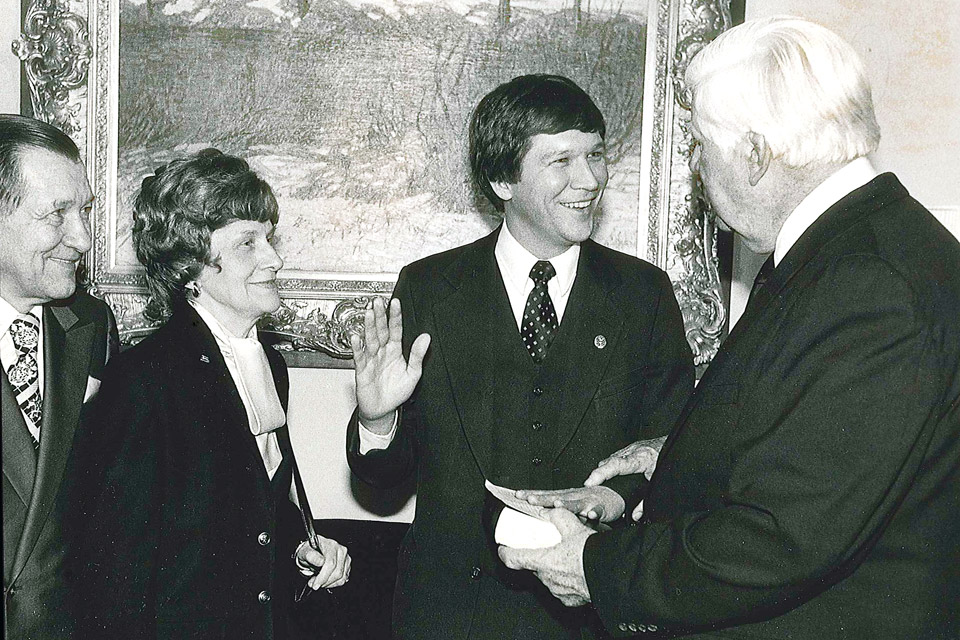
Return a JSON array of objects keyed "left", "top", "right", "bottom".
[{"left": 16, "top": 0, "right": 733, "bottom": 369}]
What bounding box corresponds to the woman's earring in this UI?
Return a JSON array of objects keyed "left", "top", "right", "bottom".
[{"left": 185, "top": 281, "right": 201, "bottom": 298}]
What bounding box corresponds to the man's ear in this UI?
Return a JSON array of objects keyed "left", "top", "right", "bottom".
[
  {"left": 491, "top": 181, "right": 513, "bottom": 202},
  {"left": 746, "top": 132, "right": 772, "bottom": 187}
]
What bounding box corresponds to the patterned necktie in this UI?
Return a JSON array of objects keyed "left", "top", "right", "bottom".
[
  {"left": 521, "top": 260, "right": 559, "bottom": 364},
  {"left": 7, "top": 313, "right": 42, "bottom": 447}
]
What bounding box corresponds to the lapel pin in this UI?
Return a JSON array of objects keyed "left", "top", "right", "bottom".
[
  {"left": 200, "top": 354, "right": 210, "bottom": 363},
  {"left": 594, "top": 335, "right": 607, "bottom": 349}
]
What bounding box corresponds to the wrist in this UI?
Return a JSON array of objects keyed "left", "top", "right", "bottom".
[{"left": 359, "top": 410, "right": 396, "bottom": 435}]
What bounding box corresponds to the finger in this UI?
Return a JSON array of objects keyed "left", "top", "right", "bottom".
[
  {"left": 498, "top": 545, "right": 532, "bottom": 571},
  {"left": 350, "top": 332, "right": 365, "bottom": 368},
  {"left": 363, "top": 305, "right": 381, "bottom": 354},
  {"left": 407, "top": 333, "right": 432, "bottom": 374},
  {"left": 374, "top": 297, "right": 390, "bottom": 347},
  {"left": 388, "top": 298, "right": 404, "bottom": 346},
  {"left": 632, "top": 500, "right": 644, "bottom": 522},
  {"left": 583, "top": 458, "right": 625, "bottom": 487}
]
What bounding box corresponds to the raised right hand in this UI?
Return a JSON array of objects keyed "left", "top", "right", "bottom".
[{"left": 350, "top": 297, "right": 431, "bottom": 430}]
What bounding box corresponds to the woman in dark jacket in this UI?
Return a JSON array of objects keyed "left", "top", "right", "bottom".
[{"left": 75, "top": 149, "right": 349, "bottom": 639}]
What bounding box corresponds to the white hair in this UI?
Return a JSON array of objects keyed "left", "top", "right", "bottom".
[{"left": 685, "top": 16, "right": 881, "bottom": 168}]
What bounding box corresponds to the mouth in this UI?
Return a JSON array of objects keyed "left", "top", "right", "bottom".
[
  {"left": 560, "top": 198, "right": 597, "bottom": 211},
  {"left": 48, "top": 256, "right": 81, "bottom": 268}
]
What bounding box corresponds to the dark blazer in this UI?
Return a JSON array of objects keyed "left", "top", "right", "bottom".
[
  {"left": 348, "top": 228, "right": 694, "bottom": 640},
  {"left": 75, "top": 303, "right": 303, "bottom": 640},
  {"left": 2, "top": 291, "right": 116, "bottom": 640},
  {"left": 584, "top": 174, "right": 960, "bottom": 639}
]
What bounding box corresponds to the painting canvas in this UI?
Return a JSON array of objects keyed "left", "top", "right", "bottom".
[{"left": 115, "top": 0, "right": 650, "bottom": 275}]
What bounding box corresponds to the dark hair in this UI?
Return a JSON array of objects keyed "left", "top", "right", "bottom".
[
  {"left": 132, "top": 148, "right": 280, "bottom": 322},
  {"left": 0, "top": 114, "right": 82, "bottom": 214},
  {"left": 468, "top": 75, "right": 606, "bottom": 212}
]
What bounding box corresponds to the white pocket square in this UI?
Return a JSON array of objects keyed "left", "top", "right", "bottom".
[{"left": 83, "top": 376, "right": 101, "bottom": 403}]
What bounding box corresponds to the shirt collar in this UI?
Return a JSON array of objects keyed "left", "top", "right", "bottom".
[
  {"left": 495, "top": 222, "right": 580, "bottom": 296},
  {"left": 0, "top": 296, "right": 42, "bottom": 337},
  {"left": 774, "top": 157, "right": 878, "bottom": 265},
  {"left": 189, "top": 300, "right": 258, "bottom": 355}
]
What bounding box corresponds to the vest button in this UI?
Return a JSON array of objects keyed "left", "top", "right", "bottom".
[
  {"left": 532, "top": 421, "right": 542, "bottom": 431},
  {"left": 532, "top": 387, "right": 543, "bottom": 396},
  {"left": 258, "top": 590, "right": 271, "bottom": 604},
  {"left": 258, "top": 532, "right": 271, "bottom": 546}
]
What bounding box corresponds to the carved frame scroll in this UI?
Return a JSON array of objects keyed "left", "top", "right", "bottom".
[{"left": 16, "top": 0, "right": 731, "bottom": 368}]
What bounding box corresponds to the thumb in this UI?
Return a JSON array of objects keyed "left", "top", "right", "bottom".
[
  {"left": 544, "top": 506, "right": 588, "bottom": 535},
  {"left": 408, "top": 333, "right": 432, "bottom": 372},
  {"left": 498, "top": 544, "right": 532, "bottom": 571}
]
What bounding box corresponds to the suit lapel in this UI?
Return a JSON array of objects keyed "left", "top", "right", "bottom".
[
  {"left": 12, "top": 304, "right": 95, "bottom": 581},
  {"left": 657, "top": 174, "right": 909, "bottom": 466},
  {"left": 2, "top": 375, "right": 37, "bottom": 508},
  {"left": 433, "top": 230, "right": 515, "bottom": 479},
  {"left": 548, "top": 241, "right": 623, "bottom": 461},
  {"left": 175, "top": 306, "right": 275, "bottom": 497}
]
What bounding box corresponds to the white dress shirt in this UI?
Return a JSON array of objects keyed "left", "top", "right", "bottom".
[
  {"left": 191, "top": 302, "right": 284, "bottom": 480},
  {"left": 359, "top": 224, "right": 583, "bottom": 452},
  {"left": 0, "top": 296, "right": 45, "bottom": 440},
  {"left": 774, "top": 157, "right": 879, "bottom": 266}
]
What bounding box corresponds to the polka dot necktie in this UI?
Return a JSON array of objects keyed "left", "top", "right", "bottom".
[
  {"left": 7, "top": 313, "right": 42, "bottom": 447},
  {"left": 521, "top": 260, "right": 559, "bottom": 364}
]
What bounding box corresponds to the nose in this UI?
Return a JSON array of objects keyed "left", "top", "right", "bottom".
[
  {"left": 63, "top": 209, "right": 92, "bottom": 255},
  {"left": 263, "top": 241, "right": 284, "bottom": 272},
  {"left": 571, "top": 157, "right": 606, "bottom": 192}
]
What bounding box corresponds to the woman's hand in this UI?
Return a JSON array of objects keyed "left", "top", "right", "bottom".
[
  {"left": 295, "top": 536, "right": 352, "bottom": 590},
  {"left": 350, "top": 298, "right": 430, "bottom": 433}
]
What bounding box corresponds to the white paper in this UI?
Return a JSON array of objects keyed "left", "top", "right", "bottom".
[{"left": 485, "top": 480, "right": 561, "bottom": 549}]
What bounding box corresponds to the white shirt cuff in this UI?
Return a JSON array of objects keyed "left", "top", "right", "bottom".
[{"left": 358, "top": 411, "right": 398, "bottom": 454}]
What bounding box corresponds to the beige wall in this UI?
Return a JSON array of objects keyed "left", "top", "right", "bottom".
[{"left": 731, "top": 0, "right": 960, "bottom": 327}]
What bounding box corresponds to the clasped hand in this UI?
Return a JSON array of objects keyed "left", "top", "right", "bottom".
[
  {"left": 295, "top": 536, "right": 352, "bottom": 591},
  {"left": 350, "top": 297, "right": 431, "bottom": 431}
]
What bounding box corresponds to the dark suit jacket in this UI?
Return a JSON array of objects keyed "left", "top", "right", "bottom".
[
  {"left": 348, "top": 228, "right": 694, "bottom": 640},
  {"left": 75, "top": 303, "right": 304, "bottom": 640},
  {"left": 584, "top": 174, "right": 960, "bottom": 639},
  {"left": 2, "top": 291, "right": 116, "bottom": 640}
]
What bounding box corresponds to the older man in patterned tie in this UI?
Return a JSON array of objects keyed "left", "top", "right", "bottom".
[{"left": 0, "top": 114, "right": 117, "bottom": 640}]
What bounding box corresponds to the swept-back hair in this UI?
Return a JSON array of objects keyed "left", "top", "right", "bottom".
[
  {"left": 469, "top": 74, "right": 606, "bottom": 212},
  {"left": 685, "top": 16, "right": 880, "bottom": 167},
  {"left": 132, "top": 148, "right": 279, "bottom": 321},
  {"left": 0, "top": 114, "right": 82, "bottom": 215}
]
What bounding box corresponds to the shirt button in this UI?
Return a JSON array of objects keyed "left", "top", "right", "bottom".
[
  {"left": 258, "top": 532, "right": 271, "bottom": 546},
  {"left": 532, "top": 457, "right": 542, "bottom": 466},
  {"left": 532, "top": 387, "right": 543, "bottom": 396},
  {"left": 258, "top": 590, "right": 271, "bottom": 604},
  {"left": 470, "top": 566, "right": 481, "bottom": 580},
  {"left": 532, "top": 421, "right": 542, "bottom": 431}
]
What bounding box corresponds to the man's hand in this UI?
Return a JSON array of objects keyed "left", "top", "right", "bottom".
[
  {"left": 516, "top": 486, "right": 625, "bottom": 523},
  {"left": 295, "top": 536, "right": 352, "bottom": 590},
  {"left": 498, "top": 508, "right": 595, "bottom": 607},
  {"left": 350, "top": 297, "right": 431, "bottom": 433},
  {"left": 582, "top": 436, "right": 667, "bottom": 521}
]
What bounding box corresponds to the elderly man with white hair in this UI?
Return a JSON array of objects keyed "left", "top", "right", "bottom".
[{"left": 499, "top": 16, "right": 960, "bottom": 639}]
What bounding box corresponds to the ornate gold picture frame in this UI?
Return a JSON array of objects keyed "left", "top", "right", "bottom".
[{"left": 16, "top": 0, "right": 732, "bottom": 368}]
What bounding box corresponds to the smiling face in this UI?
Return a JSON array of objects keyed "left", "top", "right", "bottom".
[
  {"left": 493, "top": 130, "right": 607, "bottom": 259},
  {"left": 195, "top": 219, "right": 283, "bottom": 336},
  {"left": 0, "top": 148, "right": 93, "bottom": 311}
]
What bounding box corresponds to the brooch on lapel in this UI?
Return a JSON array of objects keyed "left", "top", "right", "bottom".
[
  {"left": 200, "top": 354, "right": 210, "bottom": 363},
  {"left": 594, "top": 335, "right": 607, "bottom": 349}
]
